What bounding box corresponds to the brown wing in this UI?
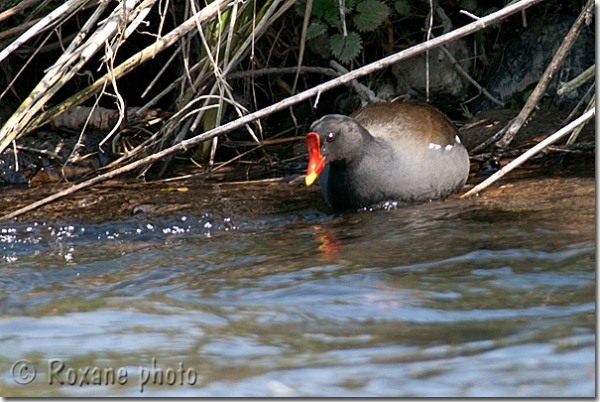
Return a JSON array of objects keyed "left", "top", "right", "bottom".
[{"left": 351, "top": 102, "right": 458, "bottom": 146}]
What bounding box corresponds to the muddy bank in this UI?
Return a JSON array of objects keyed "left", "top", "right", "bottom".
[{"left": 0, "top": 160, "right": 593, "bottom": 225}]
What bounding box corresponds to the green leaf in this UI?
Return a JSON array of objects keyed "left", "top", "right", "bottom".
[
  {"left": 353, "top": 0, "right": 390, "bottom": 32},
  {"left": 330, "top": 31, "right": 362, "bottom": 63},
  {"left": 293, "top": 0, "right": 307, "bottom": 16},
  {"left": 307, "top": 21, "right": 328, "bottom": 40},
  {"left": 345, "top": 0, "right": 359, "bottom": 11},
  {"left": 312, "top": 0, "right": 337, "bottom": 19},
  {"left": 394, "top": 0, "right": 410, "bottom": 15},
  {"left": 324, "top": 9, "right": 342, "bottom": 28}
]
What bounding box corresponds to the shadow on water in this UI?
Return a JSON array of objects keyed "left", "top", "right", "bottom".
[{"left": 0, "top": 173, "right": 595, "bottom": 396}]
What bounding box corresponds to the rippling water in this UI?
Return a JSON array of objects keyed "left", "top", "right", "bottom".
[{"left": 0, "top": 176, "right": 595, "bottom": 396}]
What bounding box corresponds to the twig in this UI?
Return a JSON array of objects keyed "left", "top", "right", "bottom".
[
  {"left": 425, "top": 0, "right": 433, "bottom": 102},
  {"left": 227, "top": 66, "right": 338, "bottom": 80},
  {"left": 459, "top": 10, "right": 482, "bottom": 23},
  {"left": 560, "top": 81, "right": 594, "bottom": 128},
  {"left": 566, "top": 93, "right": 595, "bottom": 144},
  {"left": 329, "top": 60, "right": 383, "bottom": 104},
  {"left": 12, "top": 140, "right": 18, "bottom": 172},
  {"left": 216, "top": 176, "right": 294, "bottom": 185},
  {"left": 292, "top": 0, "right": 312, "bottom": 94},
  {"left": 141, "top": 47, "right": 181, "bottom": 98},
  {"left": 490, "top": 0, "right": 594, "bottom": 161},
  {"left": 544, "top": 142, "right": 595, "bottom": 153},
  {"left": 15, "top": 145, "right": 64, "bottom": 160},
  {"left": 0, "top": 19, "right": 40, "bottom": 42},
  {"left": 557, "top": 64, "right": 595, "bottom": 96},
  {"left": 0, "top": 0, "right": 545, "bottom": 221},
  {"left": 469, "top": 117, "right": 515, "bottom": 154},
  {"left": 461, "top": 108, "right": 595, "bottom": 198},
  {"left": 338, "top": 0, "right": 347, "bottom": 38},
  {"left": 432, "top": 33, "right": 504, "bottom": 107},
  {"left": 222, "top": 135, "right": 306, "bottom": 147}
]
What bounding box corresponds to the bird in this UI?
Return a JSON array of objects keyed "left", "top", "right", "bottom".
[{"left": 305, "top": 101, "right": 469, "bottom": 211}]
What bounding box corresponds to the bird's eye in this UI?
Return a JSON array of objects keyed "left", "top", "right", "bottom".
[{"left": 326, "top": 132, "right": 336, "bottom": 143}]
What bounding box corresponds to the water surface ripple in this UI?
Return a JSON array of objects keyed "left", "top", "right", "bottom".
[{"left": 0, "top": 178, "right": 595, "bottom": 396}]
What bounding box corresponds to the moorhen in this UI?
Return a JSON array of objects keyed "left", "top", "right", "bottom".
[{"left": 305, "top": 102, "right": 469, "bottom": 210}]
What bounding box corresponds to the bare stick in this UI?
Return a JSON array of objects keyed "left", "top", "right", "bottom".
[
  {"left": 469, "top": 118, "right": 515, "bottom": 154},
  {"left": 425, "top": 0, "right": 433, "bottom": 102},
  {"left": 0, "top": 0, "right": 544, "bottom": 221},
  {"left": 432, "top": 34, "right": 504, "bottom": 106},
  {"left": 566, "top": 93, "right": 595, "bottom": 144},
  {"left": 490, "top": 0, "right": 594, "bottom": 159},
  {"left": 227, "top": 66, "right": 338, "bottom": 79},
  {"left": 461, "top": 108, "right": 595, "bottom": 198},
  {"left": 561, "top": 82, "right": 594, "bottom": 127},
  {"left": 557, "top": 64, "right": 595, "bottom": 96},
  {"left": 329, "top": 60, "right": 383, "bottom": 104}
]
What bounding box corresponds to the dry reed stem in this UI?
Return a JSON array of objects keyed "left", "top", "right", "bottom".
[
  {"left": 0, "top": 0, "right": 236, "bottom": 152},
  {"left": 0, "top": 0, "right": 145, "bottom": 153}
]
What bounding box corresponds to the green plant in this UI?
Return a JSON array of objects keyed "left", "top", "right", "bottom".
[{"left": 296, "top": 0, "right": 411, "bottom": 63}]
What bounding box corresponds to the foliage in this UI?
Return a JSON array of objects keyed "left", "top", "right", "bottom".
[
  {"left": 296, "top": 0, "right": 410, "bottom": 64},
  {"left": 330, "top": 31, "right": 362, "bottom": 62},
  {"left": 296, "top": 0, "right": 512, "bottom": 64}
]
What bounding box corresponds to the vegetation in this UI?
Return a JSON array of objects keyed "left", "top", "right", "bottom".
[{"left": 0, "top": 0, "right": 595, "bottom": 218}]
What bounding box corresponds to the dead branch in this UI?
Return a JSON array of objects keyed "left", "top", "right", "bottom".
[
  {"left": 226, "top": 66, "right": 338, "bottom": 80},
  {"left": 329, "top": 60, "right": 384, "bottom": 104},
  {"left": 489, "top": 0, "right": 594, "bottom": 161},
  {"left": 462, "top": 108, "right": 595, "bottom": 198},
  {"left": 557, "top": 64, "right": 595, "bottom": 96},
  {"left": 432, "top": 34, "right": 504, "bottom": 107}
]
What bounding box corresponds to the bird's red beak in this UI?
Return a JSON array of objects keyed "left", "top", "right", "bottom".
[{"left": 305, "top": 132, "right": 325, "bottom": 186}]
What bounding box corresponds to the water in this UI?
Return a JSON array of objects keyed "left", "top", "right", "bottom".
[{"left": 0, "top": 176, "right": 595, "bottom": 396}]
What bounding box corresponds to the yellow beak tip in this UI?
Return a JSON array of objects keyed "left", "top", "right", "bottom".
[{"left": 305, "top": 172, "right": 318, "bottom": 186}]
